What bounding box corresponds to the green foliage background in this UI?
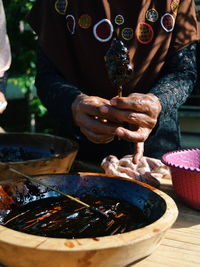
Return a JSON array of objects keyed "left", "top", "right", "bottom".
[
  {"left": 3, "top": 0, "right": 36, "bottom": 77},
  {"left": 3, "top": 0, "right": 47, "bottom": 118}
]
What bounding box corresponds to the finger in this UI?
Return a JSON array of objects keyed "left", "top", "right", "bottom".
[
  {"left": 79, "top": 116, "right": 117, "bottom": 143},
  {"left": 132, "top": 142, "right": 144, "bottom": 164},
  {"left": 110, "top": 94, "right": 160, "bottom": 116},
  {"left": 81, "top": 127, "right": 115, "bottom": 144},
  {"left": 78, "top": 114, "right": 119, "bottom": 135},
  {"left": 99, "top": 105, "right": 125, "bottom": 123},
  {"left": 115, "top": 127, "right": 150, "bottom": 143},
  {"left": 128, "top": 112, "right": 157, "bottom": 128},
  {"left": 78, "top": 96, "right": 110, "bottom": 117},
  {"left": 99, "top": 104, "right": 157, "bottom": 128}
]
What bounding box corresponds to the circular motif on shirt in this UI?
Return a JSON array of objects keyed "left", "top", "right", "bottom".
[
  {"left": 115, "top": 15, "right": 124, "bottom": 25},
  {"left": 78, "top": 14, "right": 92, "bottom": 29},
  {"left": 55, "top": 0, "right": 68, "bottom": 15},
  {"left": 93, "top": 19, "right": 114, "bottom": 42},
  {"left": 66, "top": 15, "right": 76, "bottom": 34},
  {"left": 136, "top": 22, "right": 154, "bottom": 44},
  {"left": 161, "top": 13, "right": 175, "bottom": 32},
  {"left": 146, "top": 9, "right": 159, "bottom": 22},
  {"left": 121, "top": 27, "right": 134, "bottom": 41},
  {"left": 171, "top": 0, "right": 179, "bottom": 14}
]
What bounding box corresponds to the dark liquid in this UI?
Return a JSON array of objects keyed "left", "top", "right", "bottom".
[
  {"left": 0, "top": 146, "right": 52, "bottom": 162},
  {"left": 3, "top": 195, "right": 148, "bottom": 238}
]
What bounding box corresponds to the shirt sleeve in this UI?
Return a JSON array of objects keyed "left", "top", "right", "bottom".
[
  {"left": 145, "top": 42, "right": 198, "bottom": 159},
  {"left": 150, "top": 42, "right": 198, "bottom": 117},
  {"left": 35, "top": 46, "right": 82, "bottom": 138}
]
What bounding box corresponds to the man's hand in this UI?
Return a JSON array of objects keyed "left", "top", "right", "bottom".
[
  {"left": 108, "top": 93, "right": 162, "bottom": 140},
  {"left": 99, "top": 93, "right": 162, "bottom": 163},
  {"left": 71, "top": 94, "right": 121, "bottom": 144}
]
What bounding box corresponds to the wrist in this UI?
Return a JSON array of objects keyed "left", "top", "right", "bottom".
[
  {"left": 147, "top": 93, "right": 162, "bottom": 115},
  {"left": 71, "top": 93, "right": 86, "bottom": 125}
]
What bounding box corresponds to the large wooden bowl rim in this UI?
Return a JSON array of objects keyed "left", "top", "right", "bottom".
[{"left": 0, "top": 173, "right": 178, "bottom": 251}]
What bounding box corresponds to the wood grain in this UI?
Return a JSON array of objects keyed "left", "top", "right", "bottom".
[{"left": 134, "top": 179, "right": 200, "bottom": 267}]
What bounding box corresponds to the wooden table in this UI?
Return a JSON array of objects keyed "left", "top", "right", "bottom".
[{"left": 134, "top": 179, "right": 200, "bottom": 267}]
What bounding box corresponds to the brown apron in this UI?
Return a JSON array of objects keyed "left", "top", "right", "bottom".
[{"left": 28, "top": 0, "right": 200, "bottom": 98}]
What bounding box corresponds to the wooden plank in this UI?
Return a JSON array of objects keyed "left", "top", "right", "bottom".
[
  {"left": 133, "top": 179, "right": 200, "bottom": 266},
  {"left": 165, "top": 231, "right": 200, "bottom": 245},
  {"left": 135, "top": 243, "right": 200, "bottom": 266},
  {"left": 162, "top": 238, "right": 200, "bottom": 251}
]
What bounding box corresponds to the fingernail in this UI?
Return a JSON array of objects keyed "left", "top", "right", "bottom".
[
  {"left": 116, "top": 128, "right": 124, "bottom": 136},
  {"left": 110, "top": 99, "right": 117, "bottom": 106},
  {"left": 99, "top": 106, "right": 109, "bottom": 113}
]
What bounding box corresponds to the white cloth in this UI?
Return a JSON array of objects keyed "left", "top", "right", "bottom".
[
  {"left": 0, "top": 0, "right": 11, "bottom": 77},
  {"left": 101, "top": 155, "right": 171, "bottom": 188}
]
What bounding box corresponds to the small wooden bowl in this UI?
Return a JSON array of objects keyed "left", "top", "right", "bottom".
[
  {"left": 0, "top": 173, "right": 178, "bottom": 267},
  {"left": 0, "top": 132, "right": 78, "bottom": 181}
]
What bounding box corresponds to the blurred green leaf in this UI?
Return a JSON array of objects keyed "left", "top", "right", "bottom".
[
  {"left": 30, "top": 98, "right": 47, "bottom": 117},
  {"left": 3, "top": 0, "right": 48, "bottom": 120}
]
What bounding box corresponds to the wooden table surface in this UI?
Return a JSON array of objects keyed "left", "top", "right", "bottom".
[{"left": 134, "top": 179, "right": 200, "bottom": 267}]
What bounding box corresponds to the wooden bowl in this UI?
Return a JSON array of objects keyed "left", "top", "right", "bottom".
[
  {"left": 0, "top": 173, "right": 178, "bottom": 267},
  {"left": 0, "top": 132, "right": 78, "bottom": 181}
]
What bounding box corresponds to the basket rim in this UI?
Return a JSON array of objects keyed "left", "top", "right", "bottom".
[{"left": 162, "top": 148, "right": 200, "bottom": 173}]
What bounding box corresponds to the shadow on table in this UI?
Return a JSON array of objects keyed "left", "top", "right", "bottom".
[
  {"left": 160, "top": 181, "right": 200, "bottom": 229},
  {"left": 70, "top": 160, "right": 103, "bottom": 173}
]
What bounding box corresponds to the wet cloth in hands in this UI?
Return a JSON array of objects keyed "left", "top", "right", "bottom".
[{"left": 101, "top": 155, "right": 171, "bottom": 188}]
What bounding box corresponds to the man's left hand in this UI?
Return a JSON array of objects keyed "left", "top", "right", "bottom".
[{"left": 99, "top": 93, "right": 162, "bottom": 163}]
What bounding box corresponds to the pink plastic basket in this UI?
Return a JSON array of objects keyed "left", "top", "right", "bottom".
[{"left": 162, "top": 149, "right": 200, "bottom": 210}]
